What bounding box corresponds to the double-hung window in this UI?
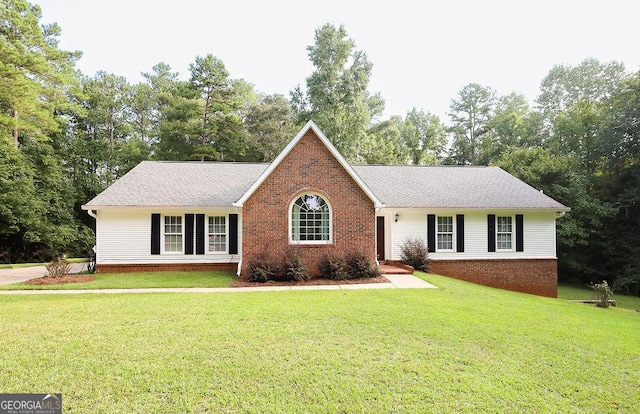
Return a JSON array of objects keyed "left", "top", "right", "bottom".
[
  {"left": 208, "top": 216, "right": 227, "bottom": 252},
  {"left": 164, "top": 216, "right": 182, "bottom": 252},
  {"left": 291, "top": 193, "right": 331, "bottom": 243},
  {"left": 496, "top": 216, "right": 513, "bottom": 250},
  {"left": 437, "top": 216, "right": 454, "bottom": 251}
]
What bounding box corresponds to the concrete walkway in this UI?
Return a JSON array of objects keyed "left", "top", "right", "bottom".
[{"left": 0, "top": 273, "right": 436, "bottom": 295}]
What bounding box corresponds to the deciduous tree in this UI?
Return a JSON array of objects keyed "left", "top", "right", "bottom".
[
  {"left": 448, "top": 83, "right": 496, "bottom": 165},
  {"left": 291, "top": 24, "right": 382, "bottom": 162}
]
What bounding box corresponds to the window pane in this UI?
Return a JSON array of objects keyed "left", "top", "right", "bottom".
[
  {"left": 164, "top": 234, "right": 182, "bottom": 252},
  {"left": 497, "top": 234, "right": 512, "bottom": 250},
  {"left": 497, "top": 216, "right": 512, "bottom": 233},
  {"left": 291, "top": 194, "right": 329, "bottom": 242},
  {"left": 496, "top": 217, "right": 513, "bottom": 250},
  {"left": 437, "top": 234, "right": 453, "bottom": 250},
  {"left": 165, "top": 216, "right": 182, "bottom": 233},
  {"left": 164, "top": 216, "right": 182, "bottom": 252},
  {"left": 436, "top": 216, "right": 454, "bottom": 250},
  {"left": 208, "top": 216, "right": 227, "bottom": 252},
  {"left": 437, "top": 216, "right": 453, "bottom": 233}
]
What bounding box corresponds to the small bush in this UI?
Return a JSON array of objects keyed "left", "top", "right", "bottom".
[
  {"left": 345, "top": 250, "right": 380, "bottom": 279},
  {"left": 589, "top": 280, "right": 613, "bottom": 308},
  {"left": 318, "top": 252, "right": 349, "bottom": 280},
  {"left": 399, "top": 237, "right": 431, "bottom": 272},
  {"left": 45, "top": 257, "right": 71, "bottom": 278},
  {"left": 247, "top": 251, "right": 280, "bottom": 283},
  {"left": 319, "top": 250, "right": 380, "bottom": 280},
  {"left": 282, "top": 246, "right": 309, "bottom": 281}
]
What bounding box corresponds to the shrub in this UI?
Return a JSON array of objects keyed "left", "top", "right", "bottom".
[
  {"left": 247, "top": 250, "right": 280, "bottom": 283},
  {"left": 45, "top": 257, "right": 71, "bottom": 278},
  {"left": 282, "top": 246, "right": 309, "bottom": 281},
  {"left": 589, "top": 280, "right": 613, "bottom": 308},
  {"left": 319, "top": 250, "right": 379, "bottom": 280},
  {"left": 318, "top": 252, "right": 349, "bottom": 280},
  {"left": 345, "top": 250, "right": 380, "bottom": 279},
  {"left": 399, "top": 237, "right": 431, "bottom": 272}
]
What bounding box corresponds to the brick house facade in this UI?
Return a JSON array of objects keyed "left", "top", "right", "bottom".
[
  {"left": 84, "top": 120, "right": 570, "bottom": 297},
  {"left": 241, "top": 129, "right": 376, "bottom": 278}
]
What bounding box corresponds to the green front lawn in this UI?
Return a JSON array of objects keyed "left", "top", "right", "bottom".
[
  {"left": 0, "top": 271, "right": 235, "bottom": 290},
  {"left": 0, "top": 272, "right": 638, "bottom": 412}
]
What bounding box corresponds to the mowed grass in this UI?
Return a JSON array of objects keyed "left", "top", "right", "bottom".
[
  {"left": 0, "top": 273, "right": 638, "bottom": 413},
  {"left": 0, "top": 271, "right": 235, "bottom": 290}
]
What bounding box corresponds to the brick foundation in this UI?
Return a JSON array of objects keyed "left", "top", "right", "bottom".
[
  {"left": 96, "top": 262, "right": 237, "bottom": 274},
  {"left": 430, "top": 258, "right": 558, "bottom": 297}
]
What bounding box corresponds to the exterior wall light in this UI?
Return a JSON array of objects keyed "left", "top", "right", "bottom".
[{"left": 395, "top": 213, "right": 399, "bottom": 222}]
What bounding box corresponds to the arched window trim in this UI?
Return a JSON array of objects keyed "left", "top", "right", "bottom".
[{"left": 289, "top": 192, "right": 333, "bottom": 245}]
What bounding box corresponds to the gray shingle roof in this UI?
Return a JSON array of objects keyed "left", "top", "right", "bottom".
[
  {"left": 84, "top": 161, "right": 569, "bottom": 211},
  {"left": 352, "top": 165, "right": 569, "bottom": 210},
  {"left": 84, "top": 161, "right": 269, "bottom": 208}
]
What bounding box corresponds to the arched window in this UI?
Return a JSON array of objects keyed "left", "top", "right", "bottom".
[{"left": 290, "top": 193, "right": 331, "bottom": 243}]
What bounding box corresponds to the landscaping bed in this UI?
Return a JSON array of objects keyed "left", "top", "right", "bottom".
[
  {"left": 26, "top": 275, "right": 96, "bottom": 285},
  {"left": 230, "top": 275, "right": 389, "bottom": 287}
]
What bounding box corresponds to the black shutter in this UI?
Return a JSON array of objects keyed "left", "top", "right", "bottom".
[
  {"left": 229, "top": 214, "right": 238, "bottom": 255},
  {"left": 151, "top": 214, "right": 161, "bottom": 255},
  {"left": 196, "top": 214, "right": 205, "bottom": 255},
  {"left": 185, "top": 214, "right": 194, "bottom": 254},
  {"left": 427, "top": 214, "right": 436, "bottom": 253},
  {"left": 516, "top": 214, "right": 524, "bottom": 252},
  {"left": 488, "top": 214, "right": 496, "bottom": 252},
  {"left": 456, "top": 214, "right": 465, "bottom": 252}
]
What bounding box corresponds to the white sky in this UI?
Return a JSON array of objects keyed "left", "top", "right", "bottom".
[{"left": 37, "top": 0, "right": 640, "bottom": 122}]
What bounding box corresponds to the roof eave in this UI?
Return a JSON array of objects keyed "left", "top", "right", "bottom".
[{"left": 378, "top": 206, "right": 571, "bottom": 211}]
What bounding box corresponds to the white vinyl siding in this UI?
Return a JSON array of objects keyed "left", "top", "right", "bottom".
[
  {"left": 94, "top": 209, "right": 241, "bottom": 264},
  {"left": 389, "top": 209, "right": 557, "bottom": 260}
]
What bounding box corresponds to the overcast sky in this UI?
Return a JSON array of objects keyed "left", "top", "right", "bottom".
[{"left": 37, "top": 0, "right": 640, "bottom": 121}]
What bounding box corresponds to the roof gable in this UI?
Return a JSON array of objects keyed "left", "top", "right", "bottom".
[{"left": 233, "top": 120, "right": 383, "bottom": 208}]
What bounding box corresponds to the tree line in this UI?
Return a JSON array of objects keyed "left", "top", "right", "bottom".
[{"left": 1, "top": 1, "right": 639, "bottom": 295}]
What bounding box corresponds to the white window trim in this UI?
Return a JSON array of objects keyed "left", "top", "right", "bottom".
[
  {"left": 436, "top": 215, "right": 455, "bottom": 252},
  {"left": 162, "top": 214, "right": 184, "bottom": 254},
  {"left": 207, "top": 215, "right": 228, "bottom": 254},
  {"left": 496, "top": 215, "right": 515, "bottom": 252},
  {"left": 289, "top": 192, "right": 333, "bottom": 245}
]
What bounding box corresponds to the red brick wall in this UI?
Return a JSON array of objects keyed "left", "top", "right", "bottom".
[
  {"left": 430, "top": 258, "right": 558, "bottom": 297},
  {"left": 241, "top": 129, "right": 375, "bottom": 279},
  {"left": 97, "top": 263, "right": 237, "bottom": 274}
]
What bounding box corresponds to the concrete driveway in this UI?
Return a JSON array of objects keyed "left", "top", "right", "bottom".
[{"left": 0, "top": 263, "right": 87, "bottom": 285}]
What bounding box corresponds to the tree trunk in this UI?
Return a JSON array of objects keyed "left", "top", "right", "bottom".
[{"left": 12, "top": 109, "right": 19, "bottom": 148}]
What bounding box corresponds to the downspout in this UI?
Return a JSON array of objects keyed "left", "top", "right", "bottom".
[{"left": 86, "top": 210, "right": 98, "bottom": 266}]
